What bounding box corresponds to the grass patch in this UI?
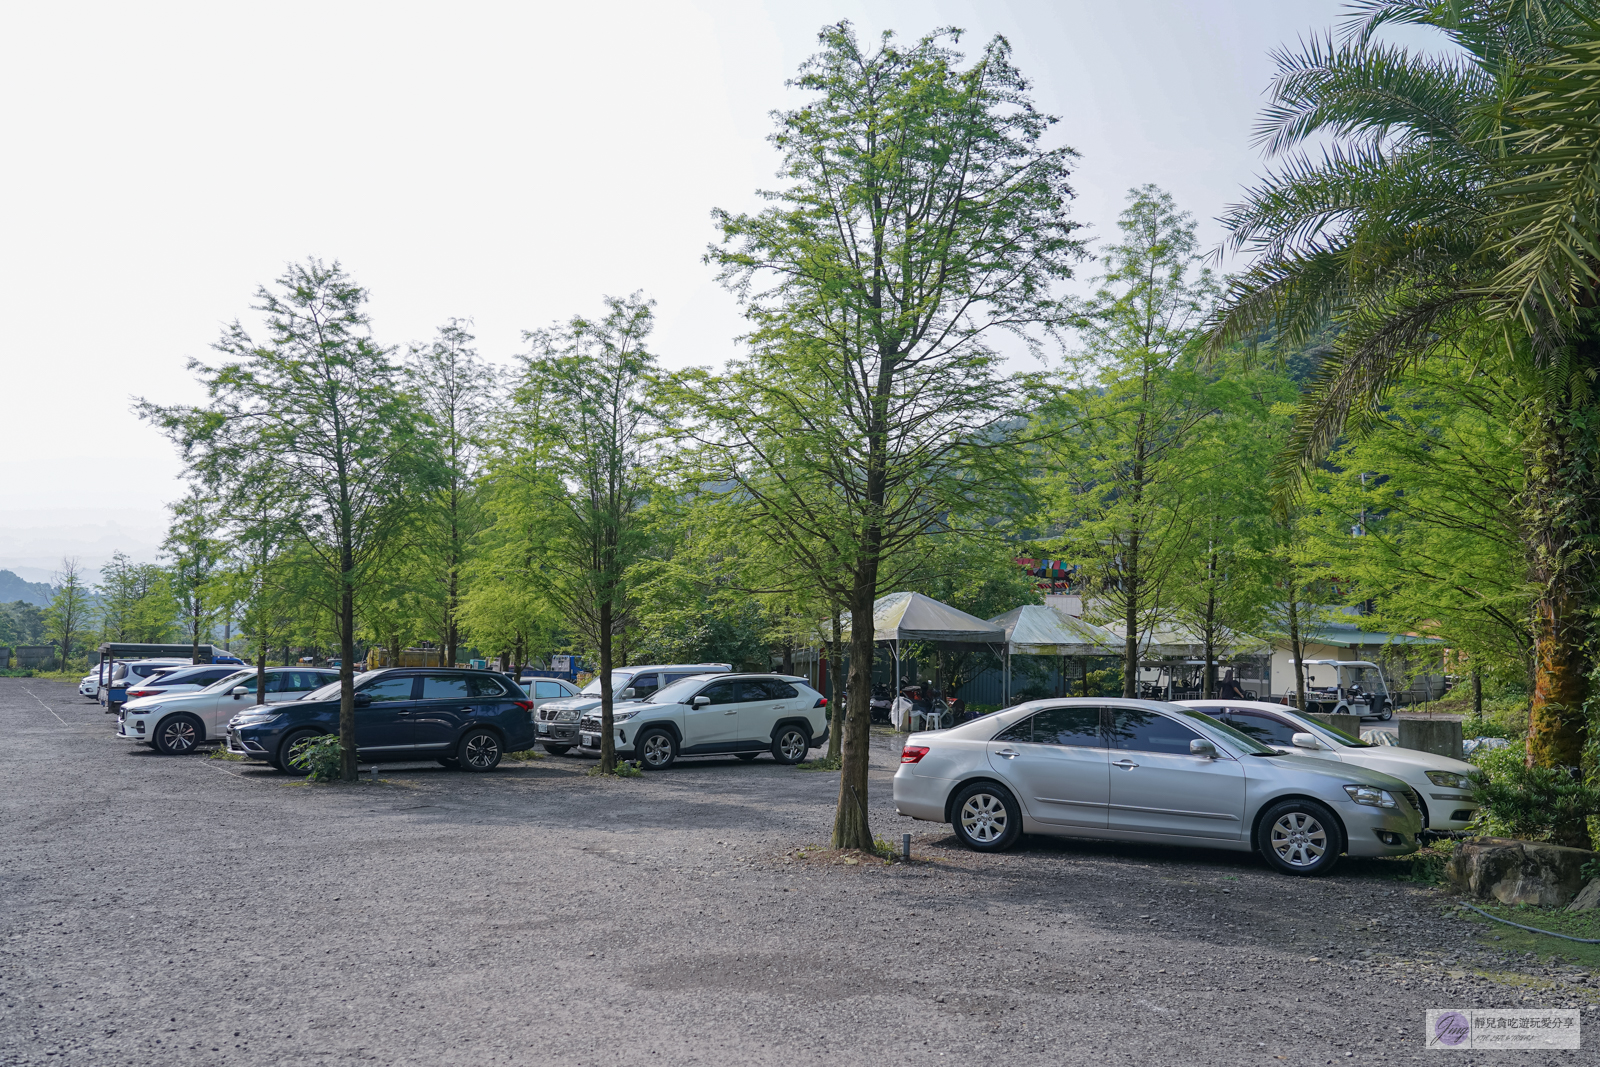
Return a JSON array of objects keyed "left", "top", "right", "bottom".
[
  {"left": 208, "top": 747, "right": 245, "bottom": 762},
  {"left": 0, "top": 668, "right": 36, "bottom": 678},
  {"left": 1452, "top": 901, "right": 1600, "bottom": 968},
  {"left": 586, "top": 760, "right": 643, "bottom": 778},
  {"left": 797, "top": 755, "right": 840, "bottom": 771},
  {"left": 1346, "top": 842, "right": 1455, "bottom": 884},
  {"left": 508, "top": 749, "right": 545, "bottom": 761}
]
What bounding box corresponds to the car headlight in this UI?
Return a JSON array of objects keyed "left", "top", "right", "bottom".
[
  {"left": 556, "top": 709, "right": 581, "bottom": 722},
  {"left": 1344, "top": 784, "right": 1398, "bottom": 808},
  {"left": 1426, "top": 771, "right": 1475, "bottom": 790},
  {"left": 612, "top": 708, "right": 639, "bottom": 723},
  {"left": 133, "top": 705, "right": 159, "bottom": 714}
]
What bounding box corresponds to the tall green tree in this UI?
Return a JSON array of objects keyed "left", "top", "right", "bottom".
[
  {"left": 1211, "top": 1, "right": 1600, "bottom": 776},
  {"left": 165, "top": 494, "right": 227, "bottom": 663},
  {"left": 1043, "top": 186, "right": 1222, "bottom": 697},
  {"left": 142, "top": 259, "right": 440, "bottom": 780},
  {"left": 408, "top": 319, "right": 495, "bottom": 667},
  {"left": 44, "top": 558, "right": 93, "bottom": 671},
  {"left": 1302, "top": 356, "right": 1533, "bottom": 683},
  {"left": 689, "top": 24, "right": 1082, "bottom": 849},
  {"left": 95, "top": 552, "right": 175, "bottom": 643},
  {"left": 523, "top": 293, "right": 660, "bottom": 774}
]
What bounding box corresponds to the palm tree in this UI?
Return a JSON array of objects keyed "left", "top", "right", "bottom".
[{"left": 1212, "top": 0, "right": 1600, "bottom": 770}]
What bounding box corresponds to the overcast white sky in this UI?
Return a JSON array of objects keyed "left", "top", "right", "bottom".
[{"left": 0, "top": 0, "right": 1436, "bottom": 582}]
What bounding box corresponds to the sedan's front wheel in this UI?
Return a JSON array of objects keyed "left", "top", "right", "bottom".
[
  {"left": 950, "top": 781, "right": 1022, "bottom": 852},
  {"left": 1257, "top": 798, "right": 1343, "bottom": 876}
]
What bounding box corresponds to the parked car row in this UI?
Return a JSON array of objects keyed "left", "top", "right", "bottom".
[{"left": 100, "top": 659, "right": 1479, "bottom": 879}]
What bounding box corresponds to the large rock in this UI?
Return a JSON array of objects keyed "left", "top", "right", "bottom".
[
  {"left": 1568, "top": 879, "right": 1600, "bottom": 912},
  {"left": 1447, "top": 837, "right": 1598, "bottom": 906}
]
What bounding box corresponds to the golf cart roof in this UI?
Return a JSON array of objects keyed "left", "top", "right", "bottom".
[{"left": 1302, "top": 659, "right": 1380, "bottom": 669}]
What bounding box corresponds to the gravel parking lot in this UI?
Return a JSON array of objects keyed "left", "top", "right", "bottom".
[{"left": 2, "top": 677, "right": 1594, "bottom": 1066}]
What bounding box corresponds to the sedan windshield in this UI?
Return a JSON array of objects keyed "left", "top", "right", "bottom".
[
  {"left": 580, "top": 671, "right": 634, "bottom": 697},
  {"left": 1174, "top": 707, "right": 1277, "bottom": 755},
  {"left": 647, "top": 675, "right": 716, "bottom": 704}
]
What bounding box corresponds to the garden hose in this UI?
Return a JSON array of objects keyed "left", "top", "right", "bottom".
[{"left": 1458, "top": 902, "right": 1600, "bottom": 944}]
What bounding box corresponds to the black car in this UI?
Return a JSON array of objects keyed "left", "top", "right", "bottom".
[{"left": 225, "top": 668, "right": 536, "bottom": 774}]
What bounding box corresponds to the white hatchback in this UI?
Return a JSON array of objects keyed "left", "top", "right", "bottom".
[
  {"left": 118, "top": 667, "right": 339, "bottom": 754},
  {"left": 1179, "top": 699, "right": 1480, "bottom": 832}
]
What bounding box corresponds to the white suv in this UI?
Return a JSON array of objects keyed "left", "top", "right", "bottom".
[
  {"left": 578, "top": 673, "right": 829, "bottom": 768},
  {"left": 118, "top": 666, "right": 339, "bottom": 754}
]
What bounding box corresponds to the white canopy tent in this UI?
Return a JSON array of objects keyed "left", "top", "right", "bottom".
[
  {"left": 988, "top": 605, "right": 1122, "bottom": 704},
  {"left": 839, "top": 592, "right": 1007, "bottom": 713}
]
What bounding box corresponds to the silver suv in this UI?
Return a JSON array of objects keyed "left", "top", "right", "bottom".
[{"left": 534, "top": 663, "right": 731, "bottom": 754}]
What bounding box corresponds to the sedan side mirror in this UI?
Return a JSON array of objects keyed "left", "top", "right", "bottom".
[
  {"left": 692, "top": 695, "right": 711, "bottom": 707},
  {"left": 1291, "top": 732, "right": 1322, "bottom": 750},
  {"left": 1190, "top": 739, "right": 1218, "bottom": 759},
  {"left": 354, "top": 692, "right": 372, "bottom": 707},
  {"left": 231, "top": 686, "right": 248, "bottom": 699},
  {"left": 621, "top": 688, "right": 636, "bottom": 699}
]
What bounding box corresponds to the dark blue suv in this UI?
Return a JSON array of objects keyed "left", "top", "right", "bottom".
[{"left": 225, "top": 668, "right": 536, "bottom": 774}]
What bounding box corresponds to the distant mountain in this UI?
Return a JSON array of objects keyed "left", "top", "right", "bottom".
[{"left": 0, "top": 570, "right": 54, "bottom": 607}]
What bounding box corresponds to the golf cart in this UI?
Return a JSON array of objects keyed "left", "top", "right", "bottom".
[{"left": 1299, "top": 659, "right": 1392, "bottom": 721}]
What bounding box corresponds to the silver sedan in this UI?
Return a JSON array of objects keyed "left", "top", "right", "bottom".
[{"left": 892, "top": 697, "right": 1422, "bottom": 875}]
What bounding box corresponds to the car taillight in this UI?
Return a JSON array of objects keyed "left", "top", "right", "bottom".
[
  {"left": 512, "top": 700, "right": 534, "bottom": 711},
  {"left": 814, "top": 696, "right": 827, "bottom": 708},
  {"left": 901, "top": 745, "right": 929, "bottom": 764},
  {"left": 128, "top": 689, "right": 163, "bottom": 698}
]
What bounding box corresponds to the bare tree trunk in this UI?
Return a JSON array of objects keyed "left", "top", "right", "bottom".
[
  {"left": 255, "top": 643, "right": 267, "bottom": 706},
  {"left": 834, "top": 577, "right": 877, "bottom": 850},
  {"left": 1122, "top": 531, "right": 1140, "bottom": 698},
  {"left": 598, "top": 597, "right": 616, "bottom": 773},
  {"left": 338, "top": 568, "right": 357, "bottom": 782},
  {"left": 1522, "top": 396, "right": 1594, "bottom": 776},
  {"left": 827, "top": 608, "right": 844, "bottom": 763},
  {"left": 1202, "top": 548, "right": 1217, "bottom": 699},
  {"left": 1286, "top": 579, "right": 1307, "bottom": 711}
]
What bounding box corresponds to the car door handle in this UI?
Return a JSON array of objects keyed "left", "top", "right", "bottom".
[
  {"left": 1113, "top": 759, "right": 1139, "bottom": 770},
  {"left": 724, "top": 710, "right": 738, "bottom": 715},
  {"left": 995, "top": 748, "right": 1020, "bottom": 759}
]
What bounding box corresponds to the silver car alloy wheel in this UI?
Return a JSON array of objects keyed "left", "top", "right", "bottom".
[
  {"left": 959, "top": 792, "right": 1008, "bottom": 843},
  {"left": 464, "top": 733, "right": 500, "bottom": 770},
  {"left": 1270, "top": 811, "right": 1327, "bottom": 867},
  {"left": 777, "top": 728, "right": 807, "bottom": 761},
  {"left": 641, "top": 733, "right": 673, "bottom": 767},
  {"left": 159, "top": 718, "right": 196, "bottom": 753}
]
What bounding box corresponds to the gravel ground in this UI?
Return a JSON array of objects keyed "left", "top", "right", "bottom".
[{"left": 1, "top": 677, "right": 1594, "bottom": 1066}]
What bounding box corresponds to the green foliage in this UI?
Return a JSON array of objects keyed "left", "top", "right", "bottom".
[
  {"left": 798, "top": 755, "right": 841, "bottom": 771},
  {"left": 95, "top": 552, "right": 176, "bottom": 643},
  {"left": 1470, "top": 739, "right": 1600, "bottom": 847},
  {"left": 289, "top": 734, "right": 344, "bottom": 782},
  {"left": 0, "top": 600, "right": 45, "bottom": 648},
  {"left": 1302, "top": 359, "right": 1533, "bottom": 684},
  {"left": 43, "top": 559, "right": 93, "bottom": 672}
]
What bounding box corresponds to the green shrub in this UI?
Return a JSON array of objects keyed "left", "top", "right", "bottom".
[
  {"left": 1469, "top": 740, "right": 1600, "bottom": 847},
  {"left": 586, "top": 760, "right": 643, "bottom": 778},
  {"left": 798, "top": 755, "right": 841, "bottom": 771},
  {"left": 0, "top": 668, "right": 35, "bottom": 678},
  {"left": 289, "top": 735, "right": 344, "bottom": 782}
]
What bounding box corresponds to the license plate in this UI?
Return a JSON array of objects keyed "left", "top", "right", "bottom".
[
  {"left": 537, "top": 723, "right": 550, "bottom": 734},
  {"left": 581, "top": 733, "right": 597, "bottom": 747}
]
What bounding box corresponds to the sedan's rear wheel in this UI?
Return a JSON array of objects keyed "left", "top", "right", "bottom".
[
  {"left": 950, "top": 782, "right": 1022, "bottom": 852},
  {"left": 152, "top": 714, "right": 202, "bottom": 755},
  {"left": 1257, "top": 798, "right": 1343, "bottom": 876}
]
